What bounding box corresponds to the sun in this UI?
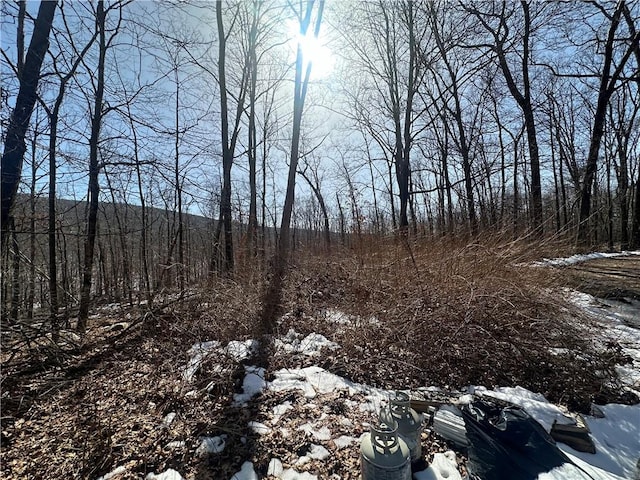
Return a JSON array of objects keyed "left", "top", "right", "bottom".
[{"left": 287, "top": 20, "right": 335, "bottom": 79}]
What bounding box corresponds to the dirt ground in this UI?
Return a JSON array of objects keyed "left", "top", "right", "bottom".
[{"left": 561, "top": 255, "right": 640, "bottom": 300}]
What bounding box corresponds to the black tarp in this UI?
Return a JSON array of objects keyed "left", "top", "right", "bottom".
[{"left": 461, "top": 400, "right": 572, "bottom": 480}]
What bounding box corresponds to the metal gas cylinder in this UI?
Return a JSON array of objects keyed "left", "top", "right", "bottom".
[
  {"left": 360, "top": 418, "right": 411, "bottom": 480},
  {"left": 384, "top": 391, "right": 423, "bottom": 461}
]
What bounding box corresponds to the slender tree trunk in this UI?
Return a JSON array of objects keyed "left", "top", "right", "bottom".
[
  {"left": 336, "top": 192, "right": 345, "bottom": 245},
  {"left": 247, "top": 16, "right": 259, "bottom": 257},
  {"left": 442, "top": 130, "right": 454, "bottom": 234},
  {"left": 606, "top": 151, "right": 614, "bottom": 251},
  {"left": 78, "top": 1, "right": 106, "bottom": 332},
  {"left": 618, "top": 149, "right": 630, "bottom": 250},
  {"left": 261, "top": 123, "right": 268, "bottom": 254},
  {"left": 513, "top": 138, "right": 519, "bottom": 238},
  {"left": 48, "top": 111, "right": 60, "bottom": 338},
  {"left": 130, "top": 109, "right": 151, "bottom": 303},
  {"left": 367, "top": 152, "right": 380, "bottom": 234},
  {"left": 550, "top": 111, "right": 561, "bottom": 234},
  {"left": 431, "top": 15, "right": 477, "bottom": 236},
  {"left": 174, "top": 76, "right": 184, "bottom": 293},
  {"left": 17, "top": 0, "right": 25, "bottom": 75},
  {"left": 59, "top": 227, "right": 70, "bottom": 324},
  {"left": 216, "top": 1, "right": 251, "bottom": 274},
  {"left": 299, "top": 170, "right": 330, "bottom": 250},
  {"left": 27, "top": 149, "right": 36, "bottom": 320},
  {"left": 613, "top": 101, "right": 633, "bottom": 250},
  {"left": 388, "top": 160, "right": 397, "bottom": 229},
  {"left": 104, "top": 172, "right": 132, "bottom": 304},
  {"left": 261, "top": 0, "right": 324, "bottom": 331},
  {"left": 11, "top": 219, "right": 21, "bottom": 322},
  {"left": 401, "top": 2, "right": 417, "bottom": 235},
  {"left": 469, "top": 1, "right": 543, "bottom": 235}
]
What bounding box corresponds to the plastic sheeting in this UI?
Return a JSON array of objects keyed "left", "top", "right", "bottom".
[{"left": 461, "top": 400, "right": 571, "bottom": 480}]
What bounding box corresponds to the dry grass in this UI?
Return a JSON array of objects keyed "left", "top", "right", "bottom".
[{"left": 274, "top": 235, "right": 634, "bottom": 410}]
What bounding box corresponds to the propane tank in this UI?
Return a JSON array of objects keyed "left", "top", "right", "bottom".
[
  {"left": 383, "top": 391, "right": 423, "bottom": 461},
  {"left": 360, "top": 417, "right": 411, "bottom": 480}
]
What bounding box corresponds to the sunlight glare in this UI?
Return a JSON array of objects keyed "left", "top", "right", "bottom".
[{"left": 288, "top": 19, "right": 334, "bottom": 79}]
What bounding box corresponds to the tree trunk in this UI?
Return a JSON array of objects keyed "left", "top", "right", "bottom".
[
  {"left": 631, "top": 171, "right": 640, "bottom": 249},
  {"left": 78, "top": 1, "right": 106, "bottom": 332},
  {"left": 468, "top": 1, "right": 543, "bottom": 235},
  {"left": 299, "top": 170, "right": 330, "bottom": 250},
  {"left": 1, "top": 1, "right": 57, "bottom": 236},
  {"left": 513, "top": 137, "right": 519, "bottom": 238},
  {"left": 48, "top": 110, "right": 60, "bottom": 337},
  {"left": 27, "top": 142, "right": 36, "bottom": 320},
  {"left": 430, "top": 10, "right": 477, "bottom": 236},
  {"left": 215, "top": 1, "right": 251, "bottom": 275},
  {"left": 577, "top": 1, "right": 634, "bottom": 248},
  {"left": 261, "top": 0, "right": 324, "bottom": 332},
  {"left": 247, "top": 16, "right": 259, "bottom": 257},
  {"left": 129, "top": 105, "right": 151, "bottom": 303},
  {"left": 606, "top": 145, "right": 614, "bottom": 251},
  {"left": 336, "top": 192, "right": 346, "bottom": 246},
  {"left": 174, "top": 75, "right": 184, "bottom": 293},
  {"left": 11, "top": 219, "right": 21, "bottom": 322}
]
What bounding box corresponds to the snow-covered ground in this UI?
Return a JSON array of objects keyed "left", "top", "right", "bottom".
[
  {"left": 531, "top": 250, "right": 640, "bottom": 267},
  {"left": 100, "top": 253, "right": 640, "bottom": 480}
]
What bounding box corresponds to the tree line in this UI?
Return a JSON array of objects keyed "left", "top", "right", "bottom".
[{"left": 1, "top": 0, "right": 639, "bottom": 335}]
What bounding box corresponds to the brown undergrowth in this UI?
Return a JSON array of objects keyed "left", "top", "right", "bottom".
[
  {"left": 1, "top": 236, "right": 636, "bottom": 479},
  {"left": 273, "top": 235, "right": 635, "bottom": 410}
]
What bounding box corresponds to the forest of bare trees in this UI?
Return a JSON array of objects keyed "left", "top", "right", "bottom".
[{"left": 1, "top": 0, "right": 639, "bottom": 333}]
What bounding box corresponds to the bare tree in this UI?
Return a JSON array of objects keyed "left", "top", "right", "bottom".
[
  {"left": 78, "top": 0, "right": 128, "bottom": 331},
  {"left": 39, "top": 1, "right": 99, "bottom": 338},
  {"left": 424, "top": 0, "right": 486, "bottom": 235},
  {"left": 298, "top": 153, "right": 331, "bottom": 249},
  {"left": 215, "top": 0, "right": 254, "bottom": 275},
  {"left": 339, "top": 0, "right": 431, "bottom": 235},
  {"left": 1, "top": 0, "right": 57, "bottom": 237},
  {"left": 576, "top": 0, "right": 639, "bottom": 247},
  {"left": 464, "top": 1, "right": 544, "bottom": 235},
  {"left": 261, "top": 0, "right": 325, "bottom": 331}
]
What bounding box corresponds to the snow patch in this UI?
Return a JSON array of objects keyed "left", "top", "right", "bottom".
[
  {"left": 267, "top": 365, "right": 390, "bottom": 438},
  {"left": 233, "top": 366, "right": 266, "bottom": 406},
  {"left": 560, "top": 403, "right": 640, "bottom": 480},
  {"left": 271, "top": 401, "right": 293, "bottom": 424},
  {"left": 145, "top": 469, "right": 184, "bottom": 480},
  {"left": 567, "top": 290, "right": 640, "bottom": 393},
  {"left": 230, "top": 461, "right": 258, "bottom": 480},
  {"left": 333, "top": 435, "right": 357, "bottom": 449},
  {"left": 280, "top": 469, "right": 318, "bottom": 480},
  {"left": 305, "top": 444, "right": 330, "bottom": 462},
  {"left": 324, "top": 309, "right": 352, "bottom": 325},
  {"left": 183, "top": 339, "right": 258, "bottom": 383},
  {"left": 274, "top": 330, "right": 339, "bottom": 356},
  {"left": 182, "top": 341, "right": 221, "bottom": 382},
  {"left": 297, "top": 422, "right": 332, "bottom": 441},
  {"left": 414, "top": 451, "right": 461, "bottom": 480},
  {"left": 225, "top": 339, "right": 258, "bottom": 362},
  {"left": 195, "top": 435, "right": 227, "bottom": 455},
  {"left": 532, "top": 251, "right": 640, "bottom": 267},
  {"left": 97, "top": 466, "right": 126, "bottom": 480},
  {"left": 162, "top": 412, "right": 176, "bottom": 426},
  {"left": 248, "top": 421, "right": 271, "bottom": 435},
  {"left": 166, "top": 441, "right": 185, "bottom": 449},
  {"left": 268, "top": 458, "right": 284, "bottom": 477}
]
